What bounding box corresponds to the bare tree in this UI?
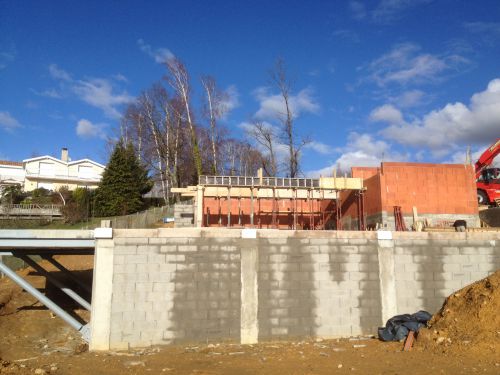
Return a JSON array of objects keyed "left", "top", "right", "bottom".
[
  {"left": 245, "top": 121, "right": 278, "bottom": 176},
  {"left": 201, "top": 76, "right": 229, "bottom": 175},
  {"left": 269, "top": 58, "right": 309, "bottom": 177},
  {"left": 164, "top": 57, "right": 202, "bottom": 180},
  {"left": 139, "top": 89, "right": 169, "bottom": 203}
]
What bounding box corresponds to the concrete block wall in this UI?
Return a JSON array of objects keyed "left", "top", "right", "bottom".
[
  {"left": 103, "top": 229, "right": 241, "bottom": 349},
  {"left": 90, "top": 228, "right": 500, "bottom": 351},
  {"left": 174, "top": 203, "right": 195, "bottom": 228},
  {"left": 256, "top": 231, "right": 381, "bottom": 339},
  {"left": 392, "top": 232, "right": 500, "bottom": 314}
]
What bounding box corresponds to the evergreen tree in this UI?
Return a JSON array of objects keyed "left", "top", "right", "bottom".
[{"left": 94, "top": 141, "right": 152, "bottom": 216}]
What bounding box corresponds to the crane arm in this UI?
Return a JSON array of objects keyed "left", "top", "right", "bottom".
[{"left": 475, "top": 138, "right": 500, "bottom": 178}]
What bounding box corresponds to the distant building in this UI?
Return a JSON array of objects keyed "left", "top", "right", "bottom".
[
  {"left": 0, "top": 148, "right": 105, "bottom": 194},
  {"left": 23, "top": 148, "right": 105, "bottom": 192},
  {"left": 0, "top": 160, "right": 25, "bottom": 193}
]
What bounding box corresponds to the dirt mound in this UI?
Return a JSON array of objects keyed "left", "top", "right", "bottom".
[
  {"left": 479, "top": 207, "right": 500, "bottom": 227},
  {"left": 418, "top": 270, "right": 500, "bottom": 355}
]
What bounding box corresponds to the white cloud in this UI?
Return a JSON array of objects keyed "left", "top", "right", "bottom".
[
  {"left": 332, "top": 29, "right": 360, "bottom": 43},
  {"left": 0, "top": 111, "right": 22, "bottom": 131},
  {"left": 137, "top": 39, "right": 174, "bottom": 64},
  {"left": 306, "top": 132, "right": 407, "bottom": 177},
  {"left": 364, "top": 43, "right": 466, "bottom": 87},
  {"left": 220, "top": 85, "right": 240, "bottom": 115},
  {"left": 304, "top": 141, "right": 334, "bottom": 155},
  {"left": 113, "top": 73, "right": 128, "bottom": 83},
  {"left": 369, "top": 104, "right": 404, "bottom": 124},
  {"left": 30, "top": 88, "right": 62, "bottom": 99},
  {"left": 372, "top": 0, "right": 432, "bottom": 22},
  {"left": 464, "top": 22, "right": 500, "bottom": 37},
  {"left": 49, "top": 64, "right": 72, "bottom": 81},
  {"left": 379, "top": 78, "right": 500, "bottom": 151},
  {"left": 47, "top": 64, "right": 133, "bottom": 119},
  {"left": 254, "top": 87, "right": 320, "bottom": 120},
  {"left": 76, "top": 119, "right": 107, "bottom": 139},
  {"left": 73, "top": 78, "right": 134, "bottom": 119},
  {"left": 391, "top": 89, "right": 425, "bottom": 108},
  {"left": 0, "top": 51, "right": 15, "bottom": 70},
  {"left": 349, "top": 1, "right": 367, "bottom": 20}
]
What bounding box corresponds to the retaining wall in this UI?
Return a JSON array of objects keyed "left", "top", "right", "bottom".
[{"left": 90, "top": 228, "right": 500, "bottom": 350}]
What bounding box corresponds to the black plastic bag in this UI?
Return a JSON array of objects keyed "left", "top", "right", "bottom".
[{"left": 378, "top": 310, "right": 432, "bottom": 341}]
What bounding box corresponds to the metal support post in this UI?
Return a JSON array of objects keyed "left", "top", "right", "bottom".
[
  {"left": 19, "top": 255, "right": 91, "bottom": 311},
  {"left": 250, "top": 186, "right": 254, "bottom": 227},
  {"left": 0, "top": 260, "right": 90, "bottom": 342},
  {"left": 357, "top": 190, "right": 366, "bottom": 231},
  {"left": 218, "top": 196, "right": 222, "bottom": 226},
  {"left": 238, "top": 195, "right": 242, "bottom": 226},
  {"left": 336, "top": 193, "right": 343, "bottom": 230},
  {"left": 293, "top": 189, "right": 296, "bottom": 229},
  {"left": 227, "top": 186, "right": 231, "bottom": 227}
]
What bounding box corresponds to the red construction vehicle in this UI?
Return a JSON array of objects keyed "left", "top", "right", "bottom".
[{"left": 475, "top": 138, "right": 500, "bottom": 206}]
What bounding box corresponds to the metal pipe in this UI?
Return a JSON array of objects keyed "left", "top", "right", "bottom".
[
  {"left": 250, "top": 186, "right": 254, "bottom": 227},
  {"left": 0, "top": 260, "right": 84, "bottom": 332},
  {"left": 238, "top": 195, "right": 242, "bottom": 226},
  {"left": 19, "top": 255, "right": 91, "bottom": 311},
  {"left": 41, "top": 255, "right": 92, "bottom": 294},
  {"left": 227, "top": 186, "right": 231, "bottom": 227}
]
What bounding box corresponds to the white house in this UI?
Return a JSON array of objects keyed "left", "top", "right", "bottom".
[
  {"left": 22, "top": 148, "right": 105, "bottom": 192},
  {"left": 0, "top": 160, "right": 25, "bottom": 193}
]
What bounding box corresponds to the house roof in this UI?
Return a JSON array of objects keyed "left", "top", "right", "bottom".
[
  {"left": 68, "top": 158, "right": 106, "bottom": 169},
  {"left": 0, "top": 160, "right": 23, "bottom": 167},
  {"left": 22, "top": 155, "right": 105, "bottom": 169},
  {"left": 23, "top": 155, "right": 67, "bottom": 164}
]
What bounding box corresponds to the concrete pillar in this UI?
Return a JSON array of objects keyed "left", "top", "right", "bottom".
[
  {"left": 195, "top": 186, "right": 204, "bottom": 228},
  {"left": 240, "top": 229, "right": 258, "bottom": 344},
  {"left": 89, "top": 229, "right": 114, "bottom": 351},
  {"left": 377, "top": 231, "right": 397, "bottom": 325}
]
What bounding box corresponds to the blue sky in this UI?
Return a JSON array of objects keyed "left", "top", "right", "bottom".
[{"left": 1, "top": 0, "right": 499, "bottom": 175}]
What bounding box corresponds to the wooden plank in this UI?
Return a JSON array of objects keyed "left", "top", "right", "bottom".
[{"left": 403, "top": 331, "right": 415, "bottom": 351}]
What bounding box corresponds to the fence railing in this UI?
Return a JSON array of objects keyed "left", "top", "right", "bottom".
[
  {"left": 0, "top": 204, "right": 62, "bottom": 217},
  {"left": 106, "top": 206, "right": 173, "bottom": 229},
  {"left": 199, "top": 175, "right": 320, "bottom": 188}
]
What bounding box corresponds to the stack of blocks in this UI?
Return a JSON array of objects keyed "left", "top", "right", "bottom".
[{"left": 173, "top": 203, "right": 195, "bottom": 228}]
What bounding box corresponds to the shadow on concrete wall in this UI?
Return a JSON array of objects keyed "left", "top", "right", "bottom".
[
  {"left": 415, "top": 240, "right": 446, "bottom": 315},
  {"left": 257, "top": 237, "right": 317, "bottom": 339},
  {"left": 169, "top": 238, "right": 241, "bottom": 343},
  {"left": 358, "top": 243, "right": 382, "bottom": 334}
]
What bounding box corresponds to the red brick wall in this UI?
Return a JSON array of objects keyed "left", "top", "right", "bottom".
[
  {"left": 342, "top": 162, "right": 478, "bottom": 220},
  {"left": 341, "top": 170, "right": 382, "bottom": 220},
  {"left": 203, "top": 196, "right": 334, "bottom": 229},
  {"left": 378, "top": 162, "right": 478, "bottom": 215}
]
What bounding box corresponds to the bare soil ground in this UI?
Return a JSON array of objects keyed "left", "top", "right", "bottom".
[{"left": 1, "top": 257, "right": 499, "bottom": 375}]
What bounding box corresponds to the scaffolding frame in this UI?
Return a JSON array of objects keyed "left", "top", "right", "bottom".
[{"left": 197, "top": 175, "right": 366, "bottom": 231}]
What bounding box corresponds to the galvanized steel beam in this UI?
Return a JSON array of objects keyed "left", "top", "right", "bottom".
[{"left": 0, "top": 260, "right": 90, "bottom": 342}]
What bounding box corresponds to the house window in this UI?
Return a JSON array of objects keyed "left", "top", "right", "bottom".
[
  {"left": 78, "top": 165, "right": 93, "bottom": 178},
  {"left": 38, "top": 182, "right": 53, "bottom": 191},
  {"left": 39, "top": 162, "right": 55, "bottom": 176}
]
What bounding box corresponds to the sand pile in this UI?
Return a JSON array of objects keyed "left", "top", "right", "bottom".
[{"left": 418, "top": 270, "right": 500, "bottom": 355}]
